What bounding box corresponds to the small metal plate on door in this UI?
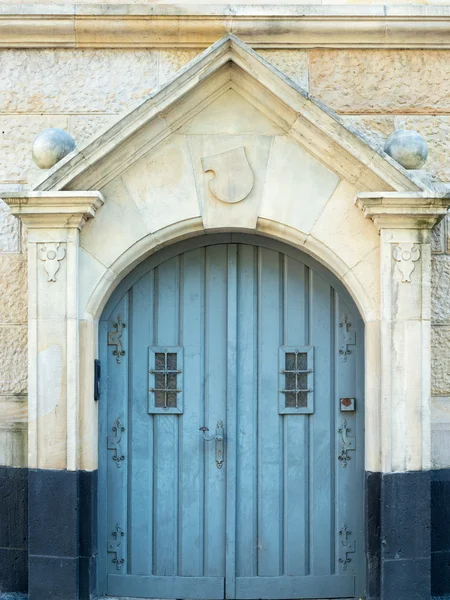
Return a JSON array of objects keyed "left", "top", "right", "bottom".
[{"left": 340, "top": 397, "right": 356, "bottom": 412}]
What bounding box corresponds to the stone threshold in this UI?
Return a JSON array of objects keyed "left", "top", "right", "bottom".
[{"left": 2, "top": 4, "right": 450, "bottom": 49}]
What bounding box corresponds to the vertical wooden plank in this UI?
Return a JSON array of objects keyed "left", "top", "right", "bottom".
[
  {"left": 106, "top": 295, "right": 129, "bottom": 577},
  {"left": 257, "top": 247, "right": 283, "bottom": 576},
  {"left": 225, "top": 245, "right": 238, "bottom": 599},
  {"left": 309, "top": 271, "right": 333, "bottom": 576},
  {"left": 128, "top": 273, "right": 154, "bottom": 575},
  {"left": 283, "top": 257, "right": 309, "bottom": 576},
  {"left": 98, "top": 319, "right": 109, "bottom": 594},
  {"left": 179, "top": 248, "right": 205, "bottom": 576},
  {"left": 236, "top": 245, "right": 258, "bottom": 578},
  {"left": 203, "top": 245, "right": 227, "bottom": 577},
  {"left": 335, "top": 296, "right": 364, "bottom": 586},
  {"left": 154, "top": 257, "right": 179, "bottom": 576}
]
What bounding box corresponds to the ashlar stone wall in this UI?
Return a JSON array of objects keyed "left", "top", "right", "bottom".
[{"left": 0, "top": 46, "right": 449, "bottom": 468}]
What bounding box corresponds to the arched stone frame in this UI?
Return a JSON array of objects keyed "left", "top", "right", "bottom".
[
  {"left": 2, "top": 33, "right": 450, "bottom": 600},
  {"left": 81, "top": 218, "right": 379, "bottom": 474}
]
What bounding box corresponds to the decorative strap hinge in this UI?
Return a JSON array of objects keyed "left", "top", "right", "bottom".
[
  {"left": 338, "top": 524, "right": 355, "bottom": 571},
  {"left": 108, "top": 417, "right": 125, "bottom": 467},
  {"left": 108, "top": 523, "right": 125, "bottom": 570},
  {"left": 108, "top": 314, "right": 126, "bottom": 364},
  {"left": 338, "top": 419, "right": 355, "bottom": 468},
  {"left": 338, "top": 314, "right": 355, "bottom": 362}
]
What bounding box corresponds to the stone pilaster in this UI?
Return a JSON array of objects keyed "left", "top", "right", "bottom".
[
  {"left": 2, "top": 192, "right": 103, "bottom": 600},
  {"left": 4, "top": 192, "right": 104, "bottom": 471},
  {"left": 357, "top": 191, "right": 448, "bottom": 600}
]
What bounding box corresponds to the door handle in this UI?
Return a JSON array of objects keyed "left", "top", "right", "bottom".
[{"left": 200, "top": 420, "right": 224, "bottom": 469}]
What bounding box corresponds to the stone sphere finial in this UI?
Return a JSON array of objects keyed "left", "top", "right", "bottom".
[
  {"left": 32, "top": 128, "right": 76, "bottom": 169},
  {"left": 383, "top": 129, "right": 428, "bottom": 170}
]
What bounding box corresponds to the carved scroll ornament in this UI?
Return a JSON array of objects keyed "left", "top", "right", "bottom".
[{"left": 393, "top": 243, "right": 421, "bottom": 283}]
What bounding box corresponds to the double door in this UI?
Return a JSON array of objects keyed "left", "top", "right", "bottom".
[{"left": 99, "top": 236, "right": 365, "bottom": 599}]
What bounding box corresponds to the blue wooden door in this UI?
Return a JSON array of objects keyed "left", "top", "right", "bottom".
[{"left": 99, "top": 235, "right": 365, "bottom": 600}]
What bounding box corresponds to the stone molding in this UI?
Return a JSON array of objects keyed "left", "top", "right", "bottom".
[
  {"left": 3, "top": 191, "right": 105, "bottom": 230},
  {"left": 2, "top": 5, "right": 450, "bottom": 49},
  {"left": 32, "top": 35, "right": 422, "bottom": 195},
  {"left": 356, "top": 192, "right": 450, "bottom": 230}
]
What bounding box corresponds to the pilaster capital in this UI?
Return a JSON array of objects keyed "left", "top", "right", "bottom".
[
  {"left": 0, "top": 191, "right": 105, "bottom": 231},
  {"left": 355, "top": 192, "right": 450, "bottom": 231}
]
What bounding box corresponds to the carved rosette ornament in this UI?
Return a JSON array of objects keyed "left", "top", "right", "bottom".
[
  {"left": 392, "top": 243, "right": 421, "bottom": 283},
  {"left": 39, "top": 243, "right": 66, "bottom": 282}
]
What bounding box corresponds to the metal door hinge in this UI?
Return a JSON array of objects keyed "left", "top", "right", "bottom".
[
  {"left": 108, "top": 522, "right": 125, "bottom": 570},
  {"left": 338, "top": 419, "right": 355, "bottom": 467},
  {"left": 338, "top": 524, "right": 355, "bottom": 571},
  {"left": 94, "top": 359, "right": 101, "bottom": 401},
  {"left": 108, "top": 417, "right": 125, "bottom": 467}
]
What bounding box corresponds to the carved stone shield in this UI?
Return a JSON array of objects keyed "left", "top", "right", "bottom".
[{"left": 201, "top": 146, "right": 254, "bottom": 203}]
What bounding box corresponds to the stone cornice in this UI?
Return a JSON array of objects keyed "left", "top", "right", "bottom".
[
  {"left": 2, "top": 5, "right": 450, "bottom": 49},
  {"left": 356, "top": 192, "right": 450, "bottom": 230},
  {"left": 0, "top": 191, "right": 105, "bottom": 229}
]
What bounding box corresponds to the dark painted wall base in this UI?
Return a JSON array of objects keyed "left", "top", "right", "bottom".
[
  {"left": 366, "top": 469, "right": 450, "bottom": 600},
  {"left": 0, "top": 467, "right": 97, "bottom": 600},
  {"left": 1, "top": 466, "right": 449, "bottom": 600},
  {"left": 432, "top": 469, "right": 450, "bottom": 598},
  {"left": 0, "top": 468, "right": 28, "bottom": 594}
]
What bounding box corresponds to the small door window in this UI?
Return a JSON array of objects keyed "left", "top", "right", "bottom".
[
  {"left": 279, "top": 346, "right": 314, "bottom": 414},
  {"left": 148, "top": 346, "right": 183, "bottom": 414}
]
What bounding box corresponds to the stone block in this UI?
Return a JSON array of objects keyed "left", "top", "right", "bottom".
[
  {"left": 431, "top": 217, "right": 446, "bottom": 255},
  {"left": 68, "top": 115, "right": 117, "bottom": 148},
  {"left": 431, "top": 425, "right": 450, "bottom": 470},
  {"left": 395, "top": 116, "right": 450, "bottom": 182},
  {"left": 432, "top": 255, "right": 450, "bottom": 323},
  {"left": 342, "top": 115, "right": 395, "bottom": 151},
  {"left": 0, "top": 548, "right": 28, "bottom": 593},
  {"left": 0, "top": 326, "right": 27, "bottom": 394},
  {"left": 158, "top": 50, "right": 199, "bottom": 85},
  {"left": 0, "top": 115, "right": 67, "bottom": 184},
  {"left": 0, "top": 253, "right": 27, "bottom": 324},
  {"left": 28, "top": 555, "right": 77, "bottom": 600},
  {"left": 257, "top": 50, "right": 309, "bottom": 89},
  {"left": 29, "top": 469, "right": 78, "bottom": 558},
  {"left": 0, "top": 200, "right": 20, "bottom": 253},
  {"left": 0, "top": 397, "right": 27, "bottom": 425},
  {"left": 0, "top": 49, "right": 158, "bottom": 114},
  {"left": 431, "top": 326, "right": 450, "bottom": 395},
  {"left": 0, "top": 425, "right": 27, "bottom": 468},
  {"left": 310, "top": 50, "right": 450, "bottom": 114}
]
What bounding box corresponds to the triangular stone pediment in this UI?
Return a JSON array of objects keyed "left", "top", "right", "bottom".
[{"left": 34, "top": 34, "right": 423, "bottom": 196}]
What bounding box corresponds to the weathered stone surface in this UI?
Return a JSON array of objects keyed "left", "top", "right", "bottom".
[
  {"left": 344, "top": 115, "right": 450, "bottom": 181},
  {"left": 257, "top": 50, "right": 309, "bottom": 89},
  {"left": 158, "top": 50, "right": 199, "bottom": 85},
  {"left": 0, "top": 253, "right": 27, "bottom": 324},
  {"left": 431, "top": 216, "right": 447, "bottom": 254},
  {"left": 432, "top": 255, "right": 450, "bottom": 322},
  {"left": 432, "top": 326, "right": 450, "bottom": 395},
  {"left": 431, "top": 396, "right": 450, "bottom": 468},
  {"left": 342, "top": 116, "right": 395, "bottom": 151},
  {"left": 310, "top": 50, "right": 450, "bottom": 114},
  {"left": 0, "top": 49, "right": 158, "bottom": 113},
  {"left": 0, "top": 115, "right": 67, "bottom": 183},
  {"left": 394, "top": 116, "right": 450, "bottom": 181},
  {"left": 68, "top": 115, "right": 117, "bottom": 147},
  {"left": 0, "top": 326, "right": 27, "bottom": 395},
  {"left": 0, "top": 200, "right": 20, "bottom": 253},
  {"left": 0, "top": 424, "right": 27, "bottom": 468}
]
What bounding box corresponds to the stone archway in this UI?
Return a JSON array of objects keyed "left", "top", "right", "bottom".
[{"left": 2, "top": 33, "right": 449, "bottom": 600}]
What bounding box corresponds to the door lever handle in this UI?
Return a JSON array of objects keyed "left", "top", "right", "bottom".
[{"left": 200, "top": 421, "right": 224, "bottom": 469}]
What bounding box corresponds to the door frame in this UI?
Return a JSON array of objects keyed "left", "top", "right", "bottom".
[{"left": 97, "top": 232, "right": 366, "bottom": 598}]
